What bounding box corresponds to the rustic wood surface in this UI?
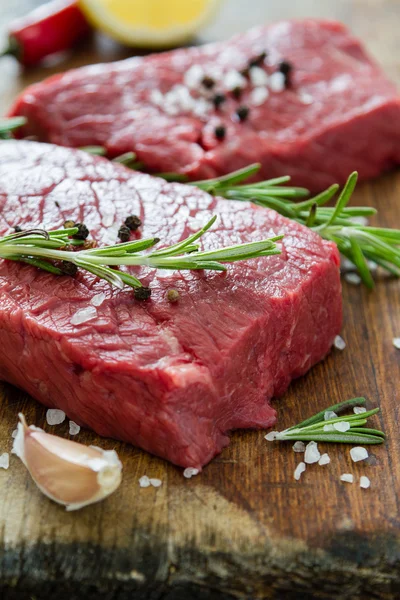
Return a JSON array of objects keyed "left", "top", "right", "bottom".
[{"left": 0, "top": 1, "right": 400, "bottom": 599}]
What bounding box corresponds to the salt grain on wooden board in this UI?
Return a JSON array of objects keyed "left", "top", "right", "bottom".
[
  {"left": 393, "top": 338, "right": 400, "bottom": 350},
  {"left": 91, "top": 293, "right": 106, "bottom": 307},
  {"left": 340, "top": 473, "right": 354, "bottom": 483},
  {"left": 334, "top": 421, "right": 350, "bottom": 432},
  {"left": 139, "top": 476, "right": 151, "bottom": 488},
  {"left": 293, "top": 441, "right": 305, "bottom": 453},
  {"left": 69, "top": 421, "right": 80, "bottom": 436},
  {"left": 354, "top": 406, "right": 367, "bottom": 414},
  {"left": 46, "top": 409, "right": 66, "bottom": 426},
  {"left": 334, "top": 335, "right": 346, "bottom": 350},
  {"left": 11, "top": 428, "right": 18, "bottom": 438},
  {"left": 294, "top": 462, "right": 306, "bottom": 481},
  {"left": 265, "top": 431, "right": 279, "bottom": 441},
  {"left": 304, "top": 441, "right": 321, "bottom": 464},
  {"left": 0, "top": 453, "right": 9, "bottom": 469},
  {"left": 318, "top": 453, "right": 331, "bottom": 466},
  {"left": 183, "top": 467, "right": 199, "bottom": 479},
  {"left": 71, "top": 306, "right": 97, "bottom": 325},
  {"left": 344, "top": 273, "right": 362, "bottom": 285},
  {"left": 149, "top": 478, "right": 162, "bottom": 488},
  {"left": 350, "top": 447, "right": 369, "bottom": 462},
  {"left": 360, "top": 476, "right": 371, "bottom": 489}
]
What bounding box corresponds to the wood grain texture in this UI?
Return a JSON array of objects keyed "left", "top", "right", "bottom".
[{"left": 0, "top": 1, "right": 400, "bottom": 598}]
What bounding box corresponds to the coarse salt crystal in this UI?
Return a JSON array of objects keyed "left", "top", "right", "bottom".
[
  {"left": 354, "top": 406, "right": 367, "bottom": 415},
  {"left": 249, "top": 66, "right": 269, "bottom": 86},
  {"left": 350, "top": 446, "right": 369, "bottom": 462},
  {"left": 91, "top": 293, "right": 106, "bottom": 307},
  {"left": 269, "top": 71, "right": 285, "bottom": 92},
  {"left": 293, "top": 441, "right": 305, "bottom": 453},
  {"left": 46, "top": 409, "right": 66, "bottom": 426},
  {"left": 250, "top": 86, "right": 269, "bottom": 106},
  {"left": 360, "top": 475, "right": 371, "bottom": 489},
  {"left": 184, "top": 65, "right": 204, "bottom": 89},
  {"left": 304, "top": 441, "right": 321, "bottom": 464},
  {"left": 299, "top": 91, "right": 313, "bottom": 105},
  {"left": 149, "top": 478, "right": 162, "bottom": 488},
  {"left": 192, "top": 97, "right": 211, "bottom": 118},
  {"left": 340, "top": 473, "right": 354, "bottom": 483},
  {"left": 334, "top": 421, "right": 350, "bottom": 432},
  {"left": 69, "top": 421, "right": 80, "bottom": 436},
  {"left": 344, "top": 273, "right": 361, "bottom": 285},
  {"left": 323, "top": 424, "right": 335, "bottom": 432},
  {"left": 265, "top": 431, "right": 279, "bottom": 441},
  {"left": 71, "top": 306, "right": 97, "bottom": 325},
  {"left": 341, "top": 257, "right": 356, "bottom": 272},
  {"left": 150, "top": 89, "right": 164, "bottom": 106},
  {"left": 294, "top": 461, "right": 306, "bottom": 481},
  {"left": 183, "top": 467, "right": 199, "bottom": 479},
  {"left": 393, "top": 338, "right": 400, "bottom": 350},
  {"left": 334, "top": 335, "right": 346, "bottom": 350},
  {"left": 318, "top": 453, "right": 331, "bottom": 466},
  {"left": 223, "top": 69, "right": 247, "bottom": 91},
  {"left": 0, "top": 453, "right": 9, "bottom": 469},
  {"left": 139, "top": 475, "right": 151, "bottom": 488},
  {"left": 324, "top": 411, "right": 338, "bottom": 421},
  {"left": 11, "top": 428, "right": 18, "bottom": 439}
]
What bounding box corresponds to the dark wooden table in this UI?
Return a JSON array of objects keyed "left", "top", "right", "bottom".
[{"left": 0, "top": 2, "right": 400, "bottom": 599}]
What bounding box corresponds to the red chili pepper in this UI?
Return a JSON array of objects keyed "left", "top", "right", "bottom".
[{"left": 2, "top": 0, "right": 92, "bottom": 67}]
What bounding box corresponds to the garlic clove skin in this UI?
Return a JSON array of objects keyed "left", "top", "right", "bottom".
[{"left": 13, "top": 414, "right": 122, "bottom": 511}]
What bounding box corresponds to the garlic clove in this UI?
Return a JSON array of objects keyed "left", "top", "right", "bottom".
[{"left": 13, "top": 414, "right": 122, "bottom": 511}]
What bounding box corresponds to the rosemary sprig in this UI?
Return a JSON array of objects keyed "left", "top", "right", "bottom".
[
  {"left": 268, "top": 398, "right": 385, "bottom": 444},
  {"left": 191, "top": 166, "right": 400, "bottom": 288},
  {"left": 0, "top": 116, "right": 27, "bottom": 139},
  {"left": 0, "top": 217, "right": 282, "bottom": 291}
]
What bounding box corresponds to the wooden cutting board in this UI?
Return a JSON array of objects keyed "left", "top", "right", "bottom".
[{"left": 0, "top": 1, "right": 400, "bottom": 599}]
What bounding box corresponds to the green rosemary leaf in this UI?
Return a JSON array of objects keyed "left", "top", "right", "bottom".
[
  {"left": 112, "top": 151, "right": 137, "bottom": 165},
  {"left": 80, "top": 146, "right": 107, "bottom": 156},
  {"left": 18, "top": 257, "right": 63, "bottom": 275},
  {"left": 284, "top": 397, "right": 366, "bottom": 432},
  {"left": 350, "top": 428, "right": 386, "bottom": 438},
  {"left": 191, "top": 163, "right": 261, "bottom": 191},
  {"left": 349, "top": 236, "right": 375, "bottom": 288},
  {"left": 276, "top": 431, "right": 384, "bottom": 444},
  {"left": 320, "top": 171, "right": 358, "bottom": 230},
  {"left": 155, "top": 172, "right": 190, "bottom": 182},
  {"left": 0, "top": 116, "right": 26, "bottom": 139}
]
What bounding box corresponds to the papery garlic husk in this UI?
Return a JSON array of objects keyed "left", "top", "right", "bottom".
[{"left": 12, "top": 413, "right": 122, "bottom": 511}]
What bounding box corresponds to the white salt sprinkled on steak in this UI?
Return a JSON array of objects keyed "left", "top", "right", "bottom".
[
  {"left": 304, "top": 441, "right": 321, "bottom": 464},
  {"left": 249, "top": 66, "right": 269, "bottom": 87},
  {"left": 0, "top": 453, "right": 9, "bottom": 469},
  {"left": 360, "top": 476, "right": 371, "bottom": 489},
  {"left": 184, "top": 64, "right": 204, "bottom": 89},
  {"left": 393, "top": 338, "right": 400, "bottom": 350},
  {"left": 334, "top": 421, "right": 350, "bottom": 432},
  {"left": 350, "top": 446, "right": 369, "bottom": 462},
  {"left": 149, "top": 478, "right": 162, "bottom": 488},
  {"left": 324, "top": 410, "right": 338, "bottom": 420},
  {"left": 293, "top": 441, "right": 305, "bottom": 453},
  {"left": 354, "top": 406, "right": 367, "bottom": 414},
  {"left": 46, "top": 409, "right": 66, "bottom": 426},
  {"left": 344, "top": 273, "right": 362, "bottom": 285},
  {"left": 269, "top": 71, "right": 285, "bottom": 92},
  {"left": 139, "top": 475, "right": 151, "bottom": 488},
  {"left": 250, "top": 87, "right": 269, "bottom": 106},
  {"left": 223, "top": 69, "right": 247, "bottom": 90},
  {"left": 71, "top": 306, "right": 97, "bottom": 325},
  {"left": 340, "top": 473, "right": 354, "bottom": 483},
  {"left": 318, "top": 453, "right": 330, "bottom": 466},
  {"left": 150, "top": 89, "right": 163, "bottom": 106},
  {"left": 334, "top": 335, "right": 346, "bottom": 350},
  {"left": 299, "top": 91, "right": 313, "bottom": 105},
  {"left": 183, "top": 467, "right": 199, "bottom": 479},
  {"left": 265, "top": 431, "right": 279, "bottom": 442},
  {"left": 69, "top": 421, "right": 80, "bottom": 436},
  {"left": 294, "top": 462, "right": 306, "bottom": 481},
  {"left": 91, "top": 293, "right": 106, "bottom": 307}
]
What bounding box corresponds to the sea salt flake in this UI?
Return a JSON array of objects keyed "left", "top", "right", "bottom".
[
  {"left": 323, "top": 424, "right": 335, "bottom": 432},
  {"left": 91, "top": 293, "right": 106, "bottom": 307},
  {"left": 69, "top": 421, "right": 80, "bottom": 436},
  {"left": 292, "top": 441, "right": 305, "bottom": 453},
  {"left": 150, "top": 89, "right": 164, "bottom": 105},
  {"left": 299, "top": 91, "right": 313, "bottom": 105},
  {"left": 341, "top": 257, "right": 356, "bottom": 272},
  {"left": 340, "top": 473, "right": 354, "bottom": 483},
  {"left": 149, "top": 478, "right": 162, "bottom": 488},
  {"left": 269, "top": 71, "right": 285, "bottom": 92},
  {"left": 334, "top": 335, "right": 346, "bottom": 350},
  {"left": 265, "top": 431, "right": 279, "bottom": 441},
  {"left": 183, "top": 467, "right": 199, "bottom": 479},
  {"left": 353, "top": 406, "right": 367, "bottom": 415},
  {"left": 334, "top": 421, "right": 350, "bottom": 432},
  {"left": 294, "top": 461, "right": 306, "bottom": 481},
  {"left": 71, "top": 306, "right": 97, "bottom": 325},
  {"left": 350, "top": 446, "right": 369, "bottom": 462},
  {"left": 344, "top": 272, "right": 361, "bottom": 285},
  {"left": 46, "top": 409, "right": 66, "bottom": 426},
  {"left": 250, "top": 87, "right": 269, "bottom": 106},
  {"left": 324, "top": 411, "right": 338, "bottom": 421},
  {"left": 360, "top": 475, "right": 371, "bottom": 489},
  {"left": 11, "top": 428, "right": 18, "bottom": 439},
  {"left": 393, "top": 338, "right": 400, "bottom": 350},
  {"left": 318, "top": 453, "right": 331, "bottom": 466},
  {"left": 139, "top": 475, "right": 151, "bottom": 488},
  {"left": 304, "top": 441, "right": 321, "bottom": 464},
  {"left": 184, "top": 65, "right": 204, "bottom": 89},
  {"left": 223, "top": 69, "right": 247, "bottom": 90},
  {"left": 249, "top": 66, "right": 269, "bottom": 86},
  {"left": 0, "top": 453, "right": 9, "bottom": 469}
]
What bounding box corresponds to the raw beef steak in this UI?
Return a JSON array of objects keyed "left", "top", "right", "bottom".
[
  {"left": 8, "top": 19, "right": 400, "bottom": 191},
  {"left": 0, "top": 141, "right": 342, "bottom": 467}
]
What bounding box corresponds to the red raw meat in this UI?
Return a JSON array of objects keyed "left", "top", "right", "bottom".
[
  {"left": 8, "top": 19, "right": 400, "bottom": 191},
  {"left": 0, "top": 141, "right": 342, "bottom": 467}
]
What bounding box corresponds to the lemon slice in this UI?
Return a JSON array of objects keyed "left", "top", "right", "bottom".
[{"left": 79, "top": 0, "right": 221, "bottom": 48}]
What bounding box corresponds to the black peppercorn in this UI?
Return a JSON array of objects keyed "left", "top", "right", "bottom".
[
  {"left": 201, "top": 75, "right": 215, "bottom": 89},
  {"left": 118, "top": 224, "right": 131, "bottom": 242},
  {"left": 212, "top": 93, "right": 226, "bottom": 109},
  {"left": 166, "top": 289, "right": 180, "bottom": 303},
  {"left": 279, "top": 60, "right": 293, "bottom": 86},
  {"left": 13, "top": 225, "right": 22, "bottom": 233},
  {"left": 124, "top": 215, "right": 142, "bottom": 231},
  {"left": 236, "top": 106, "right": 250, "bottom": 121},
  {"left": 239, "top": 67, "right": 250, "bottom": 78},
  {"left": 72, "top": 223, "right": 89, "bottom": 240},
  {"left": 60, "top": 261, "right": 78, "bottom": 276},
  {"left": 249, "top": 51, "right": 267, "bottom": 68},
  {"left": 134, "top": 286, "right": 151, "bottom": 301},
  {"left": 232, "top": 86, "right": 242, "bottom": 100},
  {"left": 214, "top": 125, "right": 226, "bottom": 140}
]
